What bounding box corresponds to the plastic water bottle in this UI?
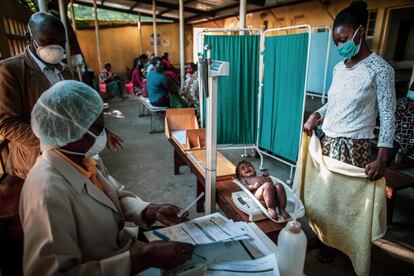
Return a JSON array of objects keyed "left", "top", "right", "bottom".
[{"left": 277, "top": 220, "right": 307, "bottom": 276}]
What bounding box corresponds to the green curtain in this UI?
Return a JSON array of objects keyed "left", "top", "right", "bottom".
[
  {"left": 203, "top": 35, "right": 260, "bottom": 144},
  {"left": 258, "top": 33, "right": 309, "bottom": 163}
]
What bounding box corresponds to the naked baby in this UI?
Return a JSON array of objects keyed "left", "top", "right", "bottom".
[{"left": 236, "top": 161, "right": 290, "bottom": 220}]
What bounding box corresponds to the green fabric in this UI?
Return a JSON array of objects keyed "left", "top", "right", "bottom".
[
  {"left": 203, "top": 35, "right": 260, "bottom": 144},
  {"left": 169, "top": 94, "right": 187, "bottom": 108},
  {"left": 258, "top": 33, "right": 309, "bottom": 163}
]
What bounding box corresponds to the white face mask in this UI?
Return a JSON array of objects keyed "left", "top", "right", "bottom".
[
  {"left": 59, "top": 129, "right": 107, "bottom": 157},
  {"left": 85, "top": 129, "right": 107, "bottom": 157},
  {"left": 408, "top": 90, "right": 414, "bottom": 100},
  {"left": 28, "top": 26, "right": 65, "bottom": 64},
  {"left": 36, "top": 44, "right": 65, "bottom": 65}
]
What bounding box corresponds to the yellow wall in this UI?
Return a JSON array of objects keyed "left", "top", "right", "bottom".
[
  {"left": 193, "top": 0, "right": 414, "bottom": 54},
  {"left": 77, "top": 23, "right": 184, "bottom": 77}
]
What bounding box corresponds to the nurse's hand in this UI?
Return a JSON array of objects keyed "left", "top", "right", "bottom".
[
  {"left": 130, "top": 241, "right": 193, "bottom": 273},
  {"left": 143, "top": 203, "right": 189, "bottom": 226},
  {"left": 106, "top": 129, "right": 124, "bottom": 152},
  {"left": 303, "top": 112, "right": 320, "bottom": 136}
]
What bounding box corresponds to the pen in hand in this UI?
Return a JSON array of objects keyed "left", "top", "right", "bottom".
[{"left": 177, "top": 192, "right": 205, "bottom": 217}]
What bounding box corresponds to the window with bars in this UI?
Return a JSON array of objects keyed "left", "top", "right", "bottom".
[
  {"left": 366, "top": 10, "right": 377, "bottom": 38},
  {"left": 3, "top": 17, "right": 28, "bottom": 56}
]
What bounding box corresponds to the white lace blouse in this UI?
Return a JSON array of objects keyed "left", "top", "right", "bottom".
[{"left": 316, "top": 53, "right": 396, "bottom": 148}]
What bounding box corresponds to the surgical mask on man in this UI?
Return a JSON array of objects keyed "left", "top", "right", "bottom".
[
  {"left": 28, "top": 26, "right": 65, "bottom": 64},
  {"left": 336, "top": 26, "right": 361, "bottom": 58},
  {"left": 59, "top": 129, "right": 107, "bottom": 157},
  {"left": 408, "top": 90, "right": 414, "bottom": 100}
]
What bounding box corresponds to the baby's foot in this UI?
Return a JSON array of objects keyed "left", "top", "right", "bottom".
[
  {"left": 267, "top": 208, "right": 278, "bottom": 219},
  {"left": 280, "top": 209, "right": 291, "bottom": 220}
]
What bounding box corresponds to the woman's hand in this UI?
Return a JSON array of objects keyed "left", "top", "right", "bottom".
[
  {"left": 303, "top": 113, "right": 321, "bottom": 136},
  {"left": 365, "top": 159, "right": 385, "bottom": 181},
  {"left": 130, "top": 241, "right": 194, "bottom": 274},
  {"left": 365, "top": 148, "right": 390, "bottom": 181},
  {"left": 105, "top": 129, "right": 124, "bottom": 152},
  {"left": 143, "top": 204, "right": 189, "bottom": 226}
]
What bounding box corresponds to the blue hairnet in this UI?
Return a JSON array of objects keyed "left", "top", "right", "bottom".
[{"left": 31, "top": 80, "right": 104, "bottom": 150}]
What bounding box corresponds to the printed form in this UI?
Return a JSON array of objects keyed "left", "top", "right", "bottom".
[{"left": 145, "top": 213, "right": 248, "bottom": 244}]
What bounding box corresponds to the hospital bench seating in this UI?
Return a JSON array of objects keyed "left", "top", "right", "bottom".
[
  {"left": 137, "top": 95, "right": 167, "bottom": 133},
  {"left": 384, "top": 167, "right": 414, "bottom": 224}
]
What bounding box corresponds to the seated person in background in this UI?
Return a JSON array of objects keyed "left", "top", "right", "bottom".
[
  {"left": 236, "top": 161, "right": 290, "bottom": 220},
  {"left": 146, "top": 57, "right": 178, "bottom": 107},
  {"left": 99, "top": 62, "right": 127, "bottom": 98},
  {"left": 161, "top": 52, "right": 179, "bottom": 82},
  {"left": 393, "top": 81, "right": 414, "bottom": 166},
  {"left": 161, "top": 52, "right": 174, "bottom": 69},
  {"left": 130, "top": 57, "right": 144, "bottom": 93},
  {"left": 20, "top": 80, "right": 193, "bottom": 275},
  {"left": 183, "top": 63, "right": 200, "bottom": 121}
]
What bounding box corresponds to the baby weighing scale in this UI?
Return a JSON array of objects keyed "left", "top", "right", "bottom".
[{"left": 232, "top": 191, "right": 267, "bottom": 222}]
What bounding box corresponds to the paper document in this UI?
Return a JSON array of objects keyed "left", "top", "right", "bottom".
[
  {"left": 168, "top": 223, "right": 277, "bottom": 276},
  {"left": 172, "top": 130, "right": 187, "bottom": 145},
  {"left": 206, "top": 254, "right": 279, "bottom": 276},
  {"left": 145, "top": 213, "right": 248, "bottom": 245}
]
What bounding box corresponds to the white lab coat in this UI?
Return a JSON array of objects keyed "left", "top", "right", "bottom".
[{"left": 19, "top": 150, "right": 151, "bottom": 276}]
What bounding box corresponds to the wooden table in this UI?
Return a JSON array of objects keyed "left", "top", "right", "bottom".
[
  {"left": 169, "top": 138, "right": 286, "bottom": 240},
  {"left": 384, "top": 167, "right": 414, "bottom": 224}
]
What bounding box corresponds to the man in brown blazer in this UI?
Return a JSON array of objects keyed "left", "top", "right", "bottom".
[
  {"left": 0, "top": 12, "right": 72, "bottom": 181},
  {"left": 0, "top": 11, "right": 75, "bottom": 275},
  {"left": 0, "top": 12, "right": 71, "bottom": 276}
]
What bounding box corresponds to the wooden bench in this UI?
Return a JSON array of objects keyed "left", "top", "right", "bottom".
[{"left": 137, "top": 95, "right": 167, "bottom": 133}]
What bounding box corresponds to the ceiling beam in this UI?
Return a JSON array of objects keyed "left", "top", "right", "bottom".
[
  {"left": 129, "top": 1, "right": 139, "bottom": 11},
  {"left": 187, "top": 0, "right": 314, "bottom": 24},
  {"left": 135, "top": 0, "right": 214, "bottom": 17},
  {"left": 248, "top": 0, "right": 265, "bottom": 6},
  {"left": 74, "top": 0, "right": 178, "bottom": 22},
  {"left": 186, "top": 3, "right": 239, "bottom": 22},
  {"left": 158, "top": 0, "right": 196, "bottom": 16}
]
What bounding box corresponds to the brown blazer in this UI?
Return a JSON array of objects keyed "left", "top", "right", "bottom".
[{"left": 0, "top": 48, "right": 73, "bottom": 180}]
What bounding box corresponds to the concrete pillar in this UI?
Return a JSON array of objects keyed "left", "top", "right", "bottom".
[
  {"left": 58, "top": 0, "right": 72, "bottom": 72},
  {"left": 137, "top": 12, "right": 143, "bottom": 54},
  {"left": 70, "top": 0, "right": 77, "bottom": 32},
  {"left": 179, "top": 0, "right": 185, "bottom": 90},
  {"left": 93, "top": 0, "right": 102, "bottom": 70},
  {"left": 38, "top": 0, "right": 47, "bottom": 12},
  {"left": 152, "top": 0, "right": 158, "bottom": 56},
  {"left": 239, "top": 0, "right": 247, "bottom": 29}
]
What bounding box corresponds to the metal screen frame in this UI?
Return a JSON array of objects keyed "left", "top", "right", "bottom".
[
  {"left": 196, "top": 28, "right": 263, "bottom": 154},
  {"left": 255, "top": 25, "right": 312, "bottom": 181}
]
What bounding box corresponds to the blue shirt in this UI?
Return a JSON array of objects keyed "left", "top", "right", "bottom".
[{"left": 146, "top": 71, "right": 169, "bottom": 103}]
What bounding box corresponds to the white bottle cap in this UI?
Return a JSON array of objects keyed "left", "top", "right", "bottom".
[{"left": 286, "top": 220, "right": 302, "bottom": 234}]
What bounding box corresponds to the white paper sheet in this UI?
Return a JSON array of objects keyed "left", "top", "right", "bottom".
[
  {"left": 145, "top": 213, "right": 248, "bottom": 245},
  {"left": 172, "top": 130, "right": 187, "bottom": 145},
  {"left": 166, "top": 222, "right": 278, "bottom": 276},
  {"left": 206, "top": 254, "right": 279, "bottom": 276}
]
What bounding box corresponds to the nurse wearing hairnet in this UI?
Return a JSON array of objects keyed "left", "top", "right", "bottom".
[{"left": 19, "top": 80, "right": 193, "bottom": 276}]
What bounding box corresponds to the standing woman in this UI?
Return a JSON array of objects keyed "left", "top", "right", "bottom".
[{"left": 304, "top": 1, "right": 396, "bottom": 181}]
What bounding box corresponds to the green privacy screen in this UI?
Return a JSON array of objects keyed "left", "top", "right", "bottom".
[
  {"left": 203, "top": 35, "right": 260, "bottom": 144},
  {"left": 258, "top": 33, "right": 309, "bottom": 163}
]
